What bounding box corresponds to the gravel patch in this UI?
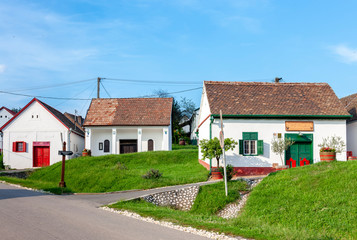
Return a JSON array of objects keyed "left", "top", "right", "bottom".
[
  {"left": 217, "top": 179, "right": 262, "bottom": 219},
  {"left": 101, "top": 207, "right": 249, "bottom": 240}
]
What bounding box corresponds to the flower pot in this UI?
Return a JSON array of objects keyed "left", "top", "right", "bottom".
[
  {"left": 82, "top": 152, "right": 89, "bottom": 157},
  {"left": 348, "top": 156, "right": 357, "bottom": 161},
  {"left": 210, "top": 168, "right": 223, "bottom": 180},
  {"left": 320, "top": 152, "right": 336, "bottom": 162},
  {"left": 179, "top": 140, "right": 186, "bottom": 145}
]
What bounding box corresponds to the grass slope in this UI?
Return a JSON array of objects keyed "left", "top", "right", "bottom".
[
  {"left": 0, "top": 149, "right": 208, "bottom": 194},
  {"left": 110, "top": 161, "right": 357, "bottom": 239}
]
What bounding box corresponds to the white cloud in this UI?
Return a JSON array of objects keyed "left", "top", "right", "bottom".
[
  {"left": 331, "top": 44, "right": 357, "bottom": 63},
  {"left": 0, "top": 64, "right": 5, "bottom": 73}
]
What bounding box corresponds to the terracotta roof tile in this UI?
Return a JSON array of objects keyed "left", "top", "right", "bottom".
[
  {"left": 84, "top": 98, "right": 173, "bottom": 126},
  {"left": 205, "top": 81, "right": 350, "bottom": 117},
  {"left": 340, "top": 93, "right": 357, "bottom": 122}
]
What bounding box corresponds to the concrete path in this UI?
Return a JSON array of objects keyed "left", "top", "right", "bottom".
[
  {"left": 0, "top": 182, "right": 210, "bottom": 240},
  {"left": 60, "top": 180, "right": 220, "bottom": 207}
]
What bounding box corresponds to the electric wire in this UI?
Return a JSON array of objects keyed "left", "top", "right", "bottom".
[
  {"left": 3, "top": 78, "right": 96, "bottom": 93},
  {"left": 100, "top": 81, "right": 111, "bottom": 98},
  {"left": 104, "top": 78, "right": 202, "bottom": 85},
  {"left": 140, "top": 87, "right": 202, "bottom": 98}
]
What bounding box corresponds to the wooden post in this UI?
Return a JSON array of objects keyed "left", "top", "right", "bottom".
[{"left": 59, "top": 141, "right": 66, "bottom": 188}]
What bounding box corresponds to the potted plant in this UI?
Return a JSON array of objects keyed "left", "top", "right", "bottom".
[
  {"left": 179, "top": 138, "right": 186, "bottom": 145},
  {"left": 199, "top": 137, "right": 237, "bottom": 179},
  {"left": 271, "top": 137, "right": 295, "bottom": 170},
  {"left": 318, "top": 136, "right": 345, "bottom": 162},
  {"left": 82, "top": 149, "right": 91, "bottom": 157}
]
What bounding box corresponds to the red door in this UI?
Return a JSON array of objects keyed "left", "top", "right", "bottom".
[{"left": 33, "top": 147, "right": 50, "bottom": 167}]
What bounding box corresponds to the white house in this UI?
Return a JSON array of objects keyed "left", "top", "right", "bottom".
[
  {"left": 340, "top": 93, "right": 357, "bottom": 157},
  {"left": 0, "top": 98, "right": 85, "bottom": 169},
  {"left": 197, "top": 81, "right": 351, "bottom": 176},
  {"left": 83, "top": 98, "right": 173, "bottom": 156},
  {"left": 0, "top": 107, "right": 16, "bottom": 153}
]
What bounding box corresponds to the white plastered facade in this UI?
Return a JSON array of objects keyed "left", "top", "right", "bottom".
[
  {"left": 85, "top": 125, "right": 172, "bottom": 156},
  {"left": 2, "top": 101, "right": 84, "bottom": 169}
]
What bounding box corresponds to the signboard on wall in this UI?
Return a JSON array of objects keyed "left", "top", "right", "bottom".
[{"left": 285, "top": 121, "right": 314, "bottom": 131}]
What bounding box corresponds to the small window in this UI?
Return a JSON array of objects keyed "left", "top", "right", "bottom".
[
  {"left": 99, "top": 142, "right": 103, "bottom": 150},
  {"left": 12, "top": 141, "right": 26, "bottom": 152},
  {"left": 0, "top": 116, "right": 2, "bottom": 118},
  {"left": 104, "top": 140, "right": 110, "bottom": 152},
  {"left": 32, "top": 115, "right": 34, "bottom": 118},
  {"left": 5, "top": 115, "right": 7, "bottom": 118},
  {"left": 36, "top": 115, "right": 39, "bottom": 118},
  {"left": 239, "top": 132, "right": 263, "bottom": 156}
]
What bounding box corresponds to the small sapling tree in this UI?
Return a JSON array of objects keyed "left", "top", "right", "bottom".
[
  {"left": 199, "top": 137, "right": 237, "bottom": 168},
  {"left": 271, "top": 137, "right": 295, "bottom": 166}
]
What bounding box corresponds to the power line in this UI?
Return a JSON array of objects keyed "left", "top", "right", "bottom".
[
  {"left": 0, "top": 90, "right": 92, "bottom": 100},
  {"left": 140, "top": 87, "right": 202, "bottom": 98},
  {"left": 3, "top": 78, "right": 96, "bottom": 93},
  {"left": 104, "top": 78, "right": 202, "bottom": 85},
  {"left": 100, "top": 81, "right": 111, "bottom": 98}
]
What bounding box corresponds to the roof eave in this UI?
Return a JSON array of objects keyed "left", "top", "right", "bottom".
[{"left": 210, "top": 114, "right": 353, "bottom": 120}]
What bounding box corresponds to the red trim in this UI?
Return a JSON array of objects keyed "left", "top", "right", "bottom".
[
  {"left": 0, "top": 98, "right": 69, "bottom": 131},
  {"left": 198, "top": 159, "right": 210, "bottom": 170},
  {"left": 198, "top": 159, "right": 275, "bottom": 176},
  {"left": 197, "top": 114, "right": 211, "bottom": 129},
  {"left": 33, "top": 141, "right": 50, "bottom": 147},
  {"left": 0, "top": 107, "right": 16, "bottom": 115}
]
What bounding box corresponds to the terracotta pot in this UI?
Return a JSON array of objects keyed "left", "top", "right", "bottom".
[
  {"left": 82, "top": 152, "right": 89, "bottom": 157},
  {"left": 210, "top": 168, "right": 223, "bottom": 180},
  {"left": 348, "top": 156, "right": 357, "bottom": 161},
  {"left": 320, "top": 152, "right": 336, "bottom": 162},
  {"left": 179, "top": 140, "right": 186, "bottom": 145}
]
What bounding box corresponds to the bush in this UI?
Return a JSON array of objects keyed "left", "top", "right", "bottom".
[
  {"left": 219, "top": 164, "right": 235, "bottom": 181},
  {"left": 142, "top": 169, "right": 163, "bottom": 179}
]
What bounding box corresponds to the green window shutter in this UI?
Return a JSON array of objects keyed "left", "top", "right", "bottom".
[
  {"left": 239, "top": 140, "right": 243, "bottom": 155},
  {"left": 258, "top": 140, "right": 264, "bottom": 155},
  {"left": 243, "top": 132, "right": 258, "bottom": 140}
]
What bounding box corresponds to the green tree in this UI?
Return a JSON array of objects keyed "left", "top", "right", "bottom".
[
  {"left": 199, "top": 137, "right": 237, "bottom": 167},
  {"left": 271, "top": 137, "right": 295, "bottom": 165}
]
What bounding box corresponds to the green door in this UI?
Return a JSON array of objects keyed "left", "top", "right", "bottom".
[{"left": 285, "top": 134, "right": 313, "bottom": 167}]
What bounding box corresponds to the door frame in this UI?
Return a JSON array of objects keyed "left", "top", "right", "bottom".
[
  {"left": 33, "top": 142, "right": 51, "bottom": 167},
  {"left": 285, "top": 133, "right": 313, "bottom": 166}
]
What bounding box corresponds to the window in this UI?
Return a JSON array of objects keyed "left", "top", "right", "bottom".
[
  {"left": 104, "top": 140, "right": 110, "bottom": 152},
  {"left": 148, "top": 139, "right": 154, "bottom": 151},
  {"left": 239, "top": 132, "right": 263, "bottom": 156},
  {"left": 12, "top": 141, "right": 26, "bottom": 152},
  {"left": 99, "top": 142, "right": 103, "bottom": 150}
]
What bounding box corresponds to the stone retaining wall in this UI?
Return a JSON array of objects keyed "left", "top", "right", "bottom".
[{"left": 141, "top": 186, "right": 199, "bottom": 211}]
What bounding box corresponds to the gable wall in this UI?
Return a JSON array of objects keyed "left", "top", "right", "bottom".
[
  {"left": 2, "top": 101, "right": 71, "bottom": 169},
  {"left": 347, "top": 121, "right": 357, "bottom": 156}
]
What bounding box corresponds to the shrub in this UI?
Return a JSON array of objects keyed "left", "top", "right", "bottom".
[
  {"left": 219, "top": 164, "right": 235, "bottom": 181},
  {"left": 0, "top": 154, "right": 4, "bottom": 170},
  {"left": 142, "top": 169, "right": 163, "bottom": 179}
]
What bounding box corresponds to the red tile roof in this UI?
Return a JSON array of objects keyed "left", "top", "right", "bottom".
[
  {"left": 204, "top": 81, "right": 350, "bottom": 117},
  {"left": 84, "top": 98, "right": 173, "bottom": 126},
  {"left": 340, "top": 93, "right": 357, "bottom": 122}
]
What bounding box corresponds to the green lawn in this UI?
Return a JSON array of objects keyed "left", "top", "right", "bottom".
[
  {"left": 110, "top": 161, "right": 357, "bottom": 240},
  {"left": 0, "top": 149, "right": 208, "bottom": 194},
  {"left": 172, "top": 144, "right": 198, "bottom": 150}
]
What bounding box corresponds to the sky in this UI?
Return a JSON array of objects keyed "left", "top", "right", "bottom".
[{"left": 1, "top": 0, "right": 357, "bottom": 117}]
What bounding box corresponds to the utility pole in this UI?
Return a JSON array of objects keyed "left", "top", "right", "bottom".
[{"left": 97, "top": 77, "right": 101, "bottom": 98}]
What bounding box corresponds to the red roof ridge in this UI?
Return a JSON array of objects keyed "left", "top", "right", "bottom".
[{"left": 0, "top": 106, "right": 16, "bottom": 115}]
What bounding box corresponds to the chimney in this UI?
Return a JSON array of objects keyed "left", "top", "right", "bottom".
[{"left": 275, "top": 77, "right": 282, "bottom": 83}]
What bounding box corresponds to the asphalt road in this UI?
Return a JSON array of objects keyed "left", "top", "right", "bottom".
[{"left": 0, "top": 183, "right": 209, "bottom": 240}]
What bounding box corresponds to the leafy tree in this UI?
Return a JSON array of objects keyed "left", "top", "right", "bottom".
[
  {"left": 199, "top": 137, "right": 237, "bottom": 167},
  {"left": 271, "top": 137, "right": 295, "bottom": 165},
  {"left": 11, "top": 107, "right": 21, "bottom": 113}
]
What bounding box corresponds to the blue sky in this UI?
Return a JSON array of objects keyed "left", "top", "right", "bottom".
[{"left": 1, "top": 0, "right": 357, "bottom": 116}]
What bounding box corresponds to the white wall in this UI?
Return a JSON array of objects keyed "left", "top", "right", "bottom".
[
  {"left": 69, "top": 132, "right": 85, "bottom": 158},
  {"left": 0, "top": 108, "right": 15, "bottom": 151},
  {"left": 2, "top": 101, "right": 69, "bottom": 169},
  {"left": 346, "top": 121, "right": 357, "bottom": 156},
  {"left": 199, "top": 118, "right": 347, "bottom": 168},
  {"left": 87, "top": 126, "right": 171, "bottom": 156}
]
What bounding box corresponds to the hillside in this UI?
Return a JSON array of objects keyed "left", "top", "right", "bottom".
[{"left": 0, "top": 149, "right": 208, "bottom": 194}]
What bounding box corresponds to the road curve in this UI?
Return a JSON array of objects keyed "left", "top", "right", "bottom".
[{"left": 0, "top": 183, "right": 209, "bottom": 240}]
